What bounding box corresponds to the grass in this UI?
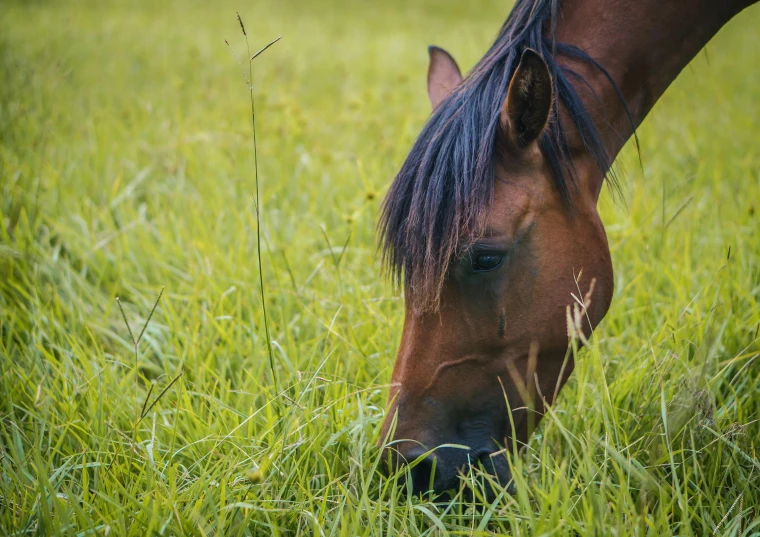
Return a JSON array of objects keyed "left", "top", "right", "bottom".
[{"left": 1, "top": 0, "right": 759, "bottom": 534}]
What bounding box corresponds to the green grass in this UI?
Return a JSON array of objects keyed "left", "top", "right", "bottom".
[{"left": 1, "top": 0, "right": 759, "bottom": 534}]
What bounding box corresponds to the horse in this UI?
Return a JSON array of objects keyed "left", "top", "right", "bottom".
[{"left": 377, "top": 0, "right": 758, "bottom": 495}]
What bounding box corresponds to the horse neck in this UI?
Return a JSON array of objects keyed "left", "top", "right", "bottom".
[{"left": 555, "top": 0, "right": 757, "bottom": 163}]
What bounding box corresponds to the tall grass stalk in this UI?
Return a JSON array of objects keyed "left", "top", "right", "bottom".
[{"left": 235, "top": 14, "right": 282, "bottom": 399}]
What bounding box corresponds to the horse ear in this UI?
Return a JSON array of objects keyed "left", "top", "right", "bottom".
[
  {"left": 427, "top": 46, "right": 462, "bottom": 110},
  {"left": 500, "top": 49, "right": 553, "bottom": 148}
]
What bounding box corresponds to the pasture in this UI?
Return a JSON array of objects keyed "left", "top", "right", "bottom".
[{"left": 1, "top": 0, "right": 759, "bottom": 534}]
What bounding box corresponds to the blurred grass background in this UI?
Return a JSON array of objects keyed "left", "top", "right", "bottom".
[{"left": 1, "top": 0, "right": 759, "bottom": 534}]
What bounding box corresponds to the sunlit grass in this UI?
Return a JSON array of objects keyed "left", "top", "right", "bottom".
[{"left": 1, "top": 0, "right": 759, "bottom": 534}]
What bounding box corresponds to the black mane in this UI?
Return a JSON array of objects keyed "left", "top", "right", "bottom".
[{"left": 379, "top": 0, "right": 631, "bottom": 310}]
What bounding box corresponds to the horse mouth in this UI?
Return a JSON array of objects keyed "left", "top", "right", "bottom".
[{"left": 383, "top": 443, "right": 515, "bottom": 498}]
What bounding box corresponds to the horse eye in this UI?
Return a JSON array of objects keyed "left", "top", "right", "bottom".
[{"left": 472, "top": 253, "right": 504, "bottom": 272}]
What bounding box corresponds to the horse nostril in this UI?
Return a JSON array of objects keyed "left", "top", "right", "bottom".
[
  {"left": 385, "top": 446, "right": 440, "bottom": 494},
  {"left": 409, "top": 452, "right": 437, "bottom": 494}
]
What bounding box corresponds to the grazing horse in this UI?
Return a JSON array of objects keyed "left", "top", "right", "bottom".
[{"left": 378, "top": 0, "right": 757, "bottom": 495}]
